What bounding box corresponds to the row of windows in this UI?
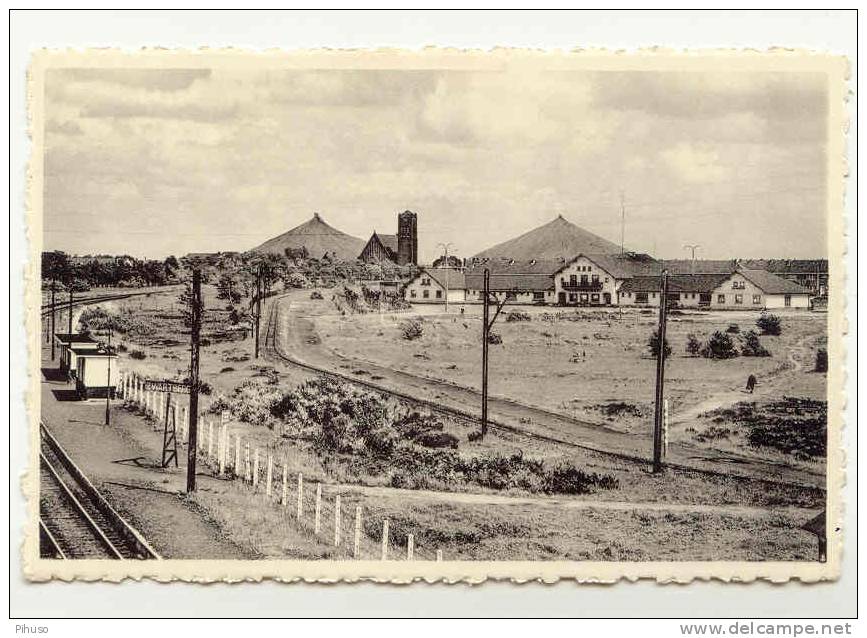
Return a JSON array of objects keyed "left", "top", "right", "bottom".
[
  {"left": 409, "top": 288, "right": 443, "bottom": 299},
  {"left": 731, "top": 280, "right": 746, "bottom": 290},
  {"left": 718, "top": 294, "right": 762, "bottom": 305}
]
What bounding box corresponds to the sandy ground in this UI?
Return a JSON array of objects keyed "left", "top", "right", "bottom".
[{"left": 40, "top": 287, "right": 825, "bottom": 561}]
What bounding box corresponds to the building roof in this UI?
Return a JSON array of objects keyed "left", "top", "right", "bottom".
[
  {"left": 376, "top": 234, "right": 399, "bottom": 254},
  {"left": 618, "top": 274, "right": 731, "bottom": 294},
  {"left": 576, "top": 253, "right": 663, "bottom": 279},
  {"left": 736, "top": 268, "right": 813, "bottom": 295},
  {"left": 54, "top": 333, "right": 98, "bottom": 344},
  {"left": 741, "top": 259, "right": 828, "bottom": 275},
  {"left": 464, "top": 259, "right": 562, "bottom": 292},
  {"left": 423, "top": 268, "right": 467, "bottom": 290},
  {"left": 660, "top": 259, "right": 737, "bottom": 275}
]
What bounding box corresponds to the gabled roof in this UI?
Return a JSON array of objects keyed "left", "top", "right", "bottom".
[
  {"left": 467, "top": 258, "right": 565, "bottom": 275},
  {"left": 464, "top": 259, "right": 560, "bottom": 292},
  {"left": 618, "top": 274, "right": 730, "bottom": 294},
  {"left": 70, "top": 346, "right": 117, "bottom": 356},
  {"left": 735, "top": 268, "right": 813, "bottom": 295},
  {"left": 376, "top": 233, "right": 399, "bottom": 254},
  {"left": 564, "top": 253, "right": 663, "bottom": 279},
  {"left": 422, "top": 268, "right": 467, "bottom": 290}
]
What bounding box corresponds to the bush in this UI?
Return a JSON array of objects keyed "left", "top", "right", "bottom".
[
  {"left": 129, "top": 349, "right": 147, "bottom": 360},
  {"left": 220, "top": 366, "right": 235, "bottom": 373},
  {"left": 700, "top": 331, "right": 739, "bottom": 359},
  {"left": 285, "top": 272, "right": 310, "bottom": 289},
  {"left": 756, "top": 313, "right": 782, "bottom": 336},
  {"left": 414, "top": 432, "right": 459, "bottom": 449},
  {"left": 116, "top": 343, "right": 128, "bottom": 352},
  {"left": 740, "top": 330, "right": 771, "bottom": 357},
  {"left": 467, "top": 430, "right": 484, "bottom": 442},
  {"left": 505, "top": 311, "right": 531, "bottom": 322},
  {"left": 310, "top": 290, "right": 324, "bottom": 300},
  {"left": 815, "top": 348, "right": 828, "bottom": 372},
  {"left": 542, "top": 462, "right": 620, "bottom": 494},
  {"left": 487, "top": 331, "right": 503, "bottom": 345},
  {"left": 401, "top": 319, "right": 424, "bottom": 341},
  {"left": 647, "top": 329, "right": 672, "bottom": 358},
  {"left": 726, "top": 324, "right": 740, "bottom": 334},
  {"left": 685, "top": 333, "right": 702, "bottom": 356}
]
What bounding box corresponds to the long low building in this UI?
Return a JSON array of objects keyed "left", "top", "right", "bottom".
[{"left": 404, "top": 268, "right": 467, "bottom": 303}]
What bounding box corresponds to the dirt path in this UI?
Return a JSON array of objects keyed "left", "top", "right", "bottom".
[
  {"left": 265, "top": 295, "right": 824, "bottom": 488},
  {"left": 38, "top": 346, "right": 254, "bottom": 560}
]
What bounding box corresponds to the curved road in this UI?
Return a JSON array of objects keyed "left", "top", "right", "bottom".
[{"left": 263, "top": 294, "right": 825, "bottom": 490}]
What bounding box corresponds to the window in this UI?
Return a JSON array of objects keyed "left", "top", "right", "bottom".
[
  {"left": 579, "top": 293, "right": 589, "bottom": 303},
  {"left": 591, "top": 274, "right": 599, "bottom": 283},
  {"left": 505, "top": 291, "right": 517, "bottom": 301},
  {"left": 435, "top": 290, "right": 442, "bottom": 299},
  {"left": 561, "top": 278, "right": 566, "bottom": 286},
  {"left": 604, "top": 277, "right": 609, "bottom": 283},
  {"left": 569, "top": 293, "right": 577, "bottom": 302},
  {"left": 651, "top": 292, "right": 657, "bottom": 298},
  {"left": 735, "top": 294, "right": 743, "bottom": 304},
  {"left": 423, "top": 290, "right": 429, "bottom": 299},
  {"left": 732, "top": 280, "right": 745, "bottom": 290},
  {"left": 752, "top": 294, "right": 762, "bottom": 305},
  {"left": 717, "top": 294, "right": 726, "bottom": 304},
  {"left": 784, "top": 294, "right": 792, "bottom": 307},
  {"left": 533, "top": 291, "right": 544, "bottom": 300},
  {"left": 570, "top": 275, "right": 577, "bottom": 286},
  {"left": 591, "top": 294, "right": 599, "bottom": 303},
  {"left": 410, "top": 289, "right": 417, "bottom": 298},
  {"left": 421, "top": 278, "right": 430, "bottom": 286},
  {"left": 580, "top": 275, "right": 589, "bottom": 285},
  {"left": 636, "top": 292, "right": 648, "bottom": 304}
]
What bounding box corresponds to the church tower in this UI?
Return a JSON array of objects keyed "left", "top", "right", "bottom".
[{"left": 397, "top": 210, "right": 418, "bottom": 266}]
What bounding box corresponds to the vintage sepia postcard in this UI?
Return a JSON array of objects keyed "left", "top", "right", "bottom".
[{"left": 24, "top": 48, "right": 848, "bottom": 584}]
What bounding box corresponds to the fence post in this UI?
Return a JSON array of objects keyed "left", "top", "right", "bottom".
[
  {"left": 244, "top": 443, "right": 250, "bottom": 483},
  {"left": 217, "top": 426, "right": 225, "bottom": 475},
  {"left": 436, "top": 549, "right": 443, "bottom": 562},
  {"left": 181, "top": 406, "right": 188, "bottom": 440},
  {"left": 381, "top": 519, "right": 389, "bottom": 560},
  {"left": 407, "top": 534, "right": 414, "bottom": 561},
  {"left": 333, "top": 494, "right": 341, "bottom": 546},
  {"left": 296, "top": 473, "right": 304, "bottom": 522},
  {"left": 207, "top": 422, "right": 214, "bottom": 460},
  {"left": 266, "top": 455, "right": 273, "bottom": 497},
  {"left": 235, "top": 434, "right": 241, "bottom": 476},
  {"left": 281, "top": 463, "right": 288, "bottom": 506},
  {"left": 314, "top": 483, "right": 322, "bottom": 534},
  {"left": 354, "top": 506, "right": 362, "bottom": 559}
]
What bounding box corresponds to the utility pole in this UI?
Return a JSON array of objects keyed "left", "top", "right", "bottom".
[
  {"left": 481, "top": 269, "right": 489, "bottom": 438},
  {"left": 50, "top": 280, "right": 56, "bottom": 360},
  {"left": 104, "top": 327, "right": 112, "bottom": 426},
  {"left": 437, "top": 242, "right": 454, "bottom": 313},
  {"left": 254, "top": 264, "right": 262, "bottom": 359},
  {"left": 652, "top": 270, "right": 670, "bottom": 474},
  {"left": 186, "top": 269, "right": 202, "bottom": 493},
  {"left": 620, "top": 191, "right": 626, "bottom": 256},
  {"left": 67, "top": 290, "right": 74, "bottom": 334},
  {"left": 683, "top": 244, "right": 701, "bottom": 275},
  {"left": 480, "top": 268, "right": 508, "bottom": 440}
]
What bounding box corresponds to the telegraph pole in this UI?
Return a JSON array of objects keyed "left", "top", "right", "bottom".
[
  {"left": 481, "top": 269, "right": 490, "bottom": 438},
  {"left": 50, "top": 280, "right": 56, "bottom": 360},
  {"left": 67, "top": 290, "right": 74, "bottom": 334},
  {"left": 254, "top": 264, "right": 262, "bottom": 359},
  {"left": 437, "top": 242, "right": 454, "bottom": 313},
  {"left": 104, "top": 327, "right": 112, "bottom": 426},
  {"left": 186, "top": 269, "right": 202, "bottom": 493},
  {"left": 652, "top": 270, "right": 670, "bottom": 474},
  {"left": 683, "top": 244, "right": 701, "bottom": 275}
]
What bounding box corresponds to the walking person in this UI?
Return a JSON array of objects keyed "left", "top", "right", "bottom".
[{"left": 746, "top": 374, "right": 757, "bottom": 394}]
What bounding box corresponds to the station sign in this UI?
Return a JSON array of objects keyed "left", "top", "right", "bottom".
[{"left": 142, "top": 379, "right": 191, "bottom": 394}]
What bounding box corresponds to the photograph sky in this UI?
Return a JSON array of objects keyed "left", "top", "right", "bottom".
[{"left": 43, "top": 66, "right": 829, "bottom": 261}]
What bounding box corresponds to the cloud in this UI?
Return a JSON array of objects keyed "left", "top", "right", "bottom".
[
  {"left": 55, "top": 68, "right": 211, "bottom": 92},
  {"left": 660, "top": 142, "right": 730, "bottom": 183}
]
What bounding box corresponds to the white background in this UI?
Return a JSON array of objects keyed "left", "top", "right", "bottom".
[{"left": 6, "top": 7, "right": 859, "bottom": 622}]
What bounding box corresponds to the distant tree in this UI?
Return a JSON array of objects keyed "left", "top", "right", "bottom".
[
  {"left": 756, "top": 313, "right": 782, "bottom": 336},
  {"left": 685, "top": 333, "right": 702, "bottom": 356},
  {"left": 740, "top": 330, "right": 771, "bottom": 357},
  {"left": 41, "top": 251, "right": 72, "bottom": 284},
  {"left": 216, "top": 272, "right": 242, "bottom": 304},
  {"left": 700, "top": 331, "right": 739, "bottom": 359},
  {"left": 177, "top": 280, "right": 204, "bottom": 327},
  {"left": 647, "top": 329, "right": 672, "bottom": 359}
]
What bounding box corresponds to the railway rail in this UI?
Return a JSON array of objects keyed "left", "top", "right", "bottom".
[
  {"left": 262, "top": 295, "right": 824, "bottom": 493},
  {"left": 39, "top": 422, "right": 161, "bottom": 560}
]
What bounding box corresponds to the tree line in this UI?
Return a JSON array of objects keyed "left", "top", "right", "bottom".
[{"left": 41, "top": 251, "right": 180, "bottom": 290}]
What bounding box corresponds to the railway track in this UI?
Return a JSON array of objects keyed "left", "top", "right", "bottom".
[
  {"left": 262, "top": 295, "right": 824, "bottom": 493},
  {"left": 39, "top": 422, "right": 160, "bottom": 560}
]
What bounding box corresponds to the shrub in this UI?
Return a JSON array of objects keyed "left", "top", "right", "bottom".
[
  {"left": 285, "top": 272, "right": 310, "bottom": 289},
  {"left": 414, "top": 432, "right": 459, "bottom": 449},
  {"left": 815, "top": 348, "right": 828, "bottom": 373},
  {"left": 647, "top": 329, "right": 672, "bottom": 358},
  {"left": 726, "top": 324, "right": 740, "bottom": 334},
  {"left": 467, "top": 430, "right": 484, "bottom": 442},
  {"left": 740, "top": 330, "right": 771, "bottom": 357},
  {"left": 220, "top": 366, "right": 235, "bottom": 373},
  {"left": 542, "top": 462, "right": 620, "bottom": 494},
  {"left": 129, "top": 349, "right": 147, "bottom": 360},
  {"left": 505, "top": 311, "right": 532, "bottom": 322},
  {"left": 310, "top": 290, "right": 324, "bottom": 300},
  {"left": 700, "top": 331, "right": 739, "bottom": 359},
  {"left": 116, "top": 343, "right": 128, "bottom": 352},
  {"left": 685, "top": 333, "right": 702, "bottom": 356},
  {"left": 401, "top": 319, "right": 424, "bottom": 341},
  {"left": 756, "top": 313, "right": 782, "bottom": 336},
  {"left": 487, "top": 331, "right": 503, "bottom": 345}
]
